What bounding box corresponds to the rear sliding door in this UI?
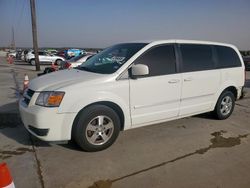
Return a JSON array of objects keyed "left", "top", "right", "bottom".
[{"left": 178, "top": 44, "right": 220, "bottom": 116}]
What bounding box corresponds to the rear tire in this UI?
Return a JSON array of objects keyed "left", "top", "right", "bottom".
[
  {"left": 213, "top": 91, "right": 235, "bottom": 120},
  {"left": 72, "top": 105, "right": 121, "bottom": 152},
  {"left": 30, "top": 59, "right": 35, "bottom": 65}
]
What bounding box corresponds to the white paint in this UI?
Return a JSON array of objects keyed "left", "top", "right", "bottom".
[
  {"left": 3, "top": 182, "right": 15, "bottom": 188},
  {"left": 26, "top": 50, "right": 64, "bottom": 64}
]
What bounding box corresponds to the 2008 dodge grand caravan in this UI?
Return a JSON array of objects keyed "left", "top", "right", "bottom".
[{"left": 19, "top": 40, "right": 245, "bottom": 151}]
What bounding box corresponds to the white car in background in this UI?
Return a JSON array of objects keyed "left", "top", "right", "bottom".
[
  {"left": 26, "top": 50, "right": 65, "bottom": 65},
  {"left": 60, "top": 54, "right": 94, "bottom": 69},
  {"left": 7, "top": 51, "right": 16, "bottom": 58}
]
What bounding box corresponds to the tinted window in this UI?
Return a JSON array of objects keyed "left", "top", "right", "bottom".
[
  {"left": 180, "top": 44, "right": 214, "bottom": 72},
  {"left": 38, "top": 51, "right": 45, "bottom": 55},
  {"left": 134, "top": 45, "right": 176, "bottom": 76},
  {"left": 32, "top": 51, "right": 45, "bottom": 55},
  {"left": 215, "top": 46, "right": 241, "bottom": 68}
]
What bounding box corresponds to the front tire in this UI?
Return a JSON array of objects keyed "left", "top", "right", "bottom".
[
  {"left": 72, "top": 105, "right": 121, "bottom": 152},
  {"left": 213, "top": 91, "right": 235, "bottom": 120},
  {"left": 55, "top": 59, "right": 62, "bottom": 66}
]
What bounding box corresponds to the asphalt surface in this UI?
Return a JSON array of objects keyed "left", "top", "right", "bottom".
[{"left": 0, "top": 57, "right": 250, "bottom": 188}]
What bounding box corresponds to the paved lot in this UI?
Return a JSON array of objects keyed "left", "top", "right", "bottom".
[{"left": 1, "top": 57, "right": 250, "bottom": 188}]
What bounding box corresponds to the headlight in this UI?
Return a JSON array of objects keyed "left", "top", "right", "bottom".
[{"left": 35, "top": 91, "right": 65, "bottom": 107}]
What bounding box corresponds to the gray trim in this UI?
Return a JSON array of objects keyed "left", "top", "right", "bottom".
[{"left": 134, "top": 99, "right": 180, "bottom": 109}]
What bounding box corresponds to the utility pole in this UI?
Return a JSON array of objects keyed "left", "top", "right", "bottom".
[
  {"left": 10, "top": 27, "right": 16, "bottom": 50},
  {"left": 30, "top": 0, "right": 40, "bottom": 71}
]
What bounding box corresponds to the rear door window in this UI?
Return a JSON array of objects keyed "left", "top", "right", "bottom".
[
  {"left": 215, "top": 46, "right": 241, "bottom": 68},
  {"left": 38, "top": 51, "right": 45, "bottom": 56},
  {"left": 180, "top": 44, "right": 214, "bottom": 72}
]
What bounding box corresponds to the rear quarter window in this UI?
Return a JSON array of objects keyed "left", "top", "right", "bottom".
[{"left": 215, "top": 46, "right": 241, "bottom": 68}]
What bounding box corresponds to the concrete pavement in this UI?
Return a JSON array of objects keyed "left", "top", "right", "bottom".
[
  {"left": 0, "top": 56, "right": 250, "bottom": 188},
  {"left": 0, "top": 57, "right": 42, "bottom": 188}
]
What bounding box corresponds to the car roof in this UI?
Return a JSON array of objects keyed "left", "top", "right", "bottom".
[
  {"left": 126, "top": 39, "right": 237, "bottom": 49},
  {"left": 149, "top": 39, "right": 236, "bottom": 48}
]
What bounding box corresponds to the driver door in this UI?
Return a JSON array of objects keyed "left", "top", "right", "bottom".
[{"left": 129, "top": 44, "right": 181, "bottom": 127}]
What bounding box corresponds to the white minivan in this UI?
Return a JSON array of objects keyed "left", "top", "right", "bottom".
[{"left": 19, "top": 40, "right": 245, "bottom": 151}]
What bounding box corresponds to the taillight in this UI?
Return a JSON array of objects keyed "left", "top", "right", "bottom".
[{"left": 65, "top": 62, "right": 71, "bottom": 69}]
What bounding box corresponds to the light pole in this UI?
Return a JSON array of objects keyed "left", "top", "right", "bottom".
[{"left": 30, "top": 0, "right": 40, "bottom": 71}]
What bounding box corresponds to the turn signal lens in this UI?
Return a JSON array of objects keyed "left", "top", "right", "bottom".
[
  {"left": 36, "top": 91, "right": 65, "bottom": 107},
  {"left": 47, "top": 93, "right": 64, "bottom": 106}
]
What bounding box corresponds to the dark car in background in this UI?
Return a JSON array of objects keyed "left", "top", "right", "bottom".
[
  {"left": 60, "top": 54, "right": 94, "bottom": 69},
  {"left": 243, "top": 56, "right": 250, "bottom": 71}
]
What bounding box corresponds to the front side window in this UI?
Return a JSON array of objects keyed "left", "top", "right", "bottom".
[
  {"left": 215, "top": 46, "right": 241, "bottom": 68},
  {"left": 133, "top": 44, "right": 176, "bottom": 76},
  {"left": 78, "top": 43, "right": 147, "bottom": 74},
  {"left": 180, "top": 44, "right": 214, "bottom": 72}
]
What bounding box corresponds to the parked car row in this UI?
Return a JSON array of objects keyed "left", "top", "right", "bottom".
[
  {"left": 243, "top": 56, "right": 250, "bottom": 71},
  {"left": 37, "top": 53, "right": 97, "bottom": 77},
  {"left": 6, "top": 48, "right": 92, "bottom": 66},
  {"left": 59, "top": 54, "right": 94, "bottom": 69},
  {"left": 26, "top": 50, "right": 65, "bottom": 65}
]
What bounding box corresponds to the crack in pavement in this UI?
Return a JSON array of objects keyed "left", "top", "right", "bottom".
[
  {"left": 30, "top": 134, "right": 45, "bottom": 188},
  {"left": 0, "top": 147, "right": 33, "bottom": 160},
  {"left": 10, "top": 69, "right": 21, "bottom": 98},
  {"left": 8, "top": 66, "right": 45, "bottom": 188},
  {"left": 235, "top": 103, "right": 250, "bottom": 108},
  {"left": 88, "top": 130, "right": 249, "bottom": 188}
]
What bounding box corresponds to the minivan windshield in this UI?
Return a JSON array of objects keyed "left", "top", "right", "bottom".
[{"left": 78, "top": 43, "right": 147, "bottom": 74}]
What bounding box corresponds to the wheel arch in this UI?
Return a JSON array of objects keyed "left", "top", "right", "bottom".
[
  {"left": 223, "top": 86, "right": 237, "bottom": 99},
  {"left": 72, "top": 101, "right": 125, "bottom": 135},
  {"left": 213, "top": 85, "right": 238, "bottom": 110},
  {"left": 55, "top": 58, "right": 63, "bottom": 65}
]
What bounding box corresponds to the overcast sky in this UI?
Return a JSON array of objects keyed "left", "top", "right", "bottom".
[{"left": 0, "top": 0, "right": 250, "bottom": 50}]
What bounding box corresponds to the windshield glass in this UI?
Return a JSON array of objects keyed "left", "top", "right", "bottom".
[
  {"left": 78, "top": 43, "right": 147, "bottom": 74},
  {"left": 69, "top": 54, "right": 85, "bottom": 62}
]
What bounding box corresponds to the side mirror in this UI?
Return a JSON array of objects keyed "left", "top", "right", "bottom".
[{"left": 130, "top": 64, "right": 149, "bottom": 78}]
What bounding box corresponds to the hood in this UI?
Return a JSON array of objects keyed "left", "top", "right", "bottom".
[{"left": 29, "top": 69, "right": 109, "bottom": 91}]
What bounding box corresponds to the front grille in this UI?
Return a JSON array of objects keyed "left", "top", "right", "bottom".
[
  {"left": 27, "top": 89, "right": 35, "bottom": 97},
  {"left": 23, "top": 89, "right": 35, "bottom": 105}
]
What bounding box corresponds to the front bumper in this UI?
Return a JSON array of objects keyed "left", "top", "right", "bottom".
[{"left": 19, "top": 97, "right": 76, "bottom": 141}]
